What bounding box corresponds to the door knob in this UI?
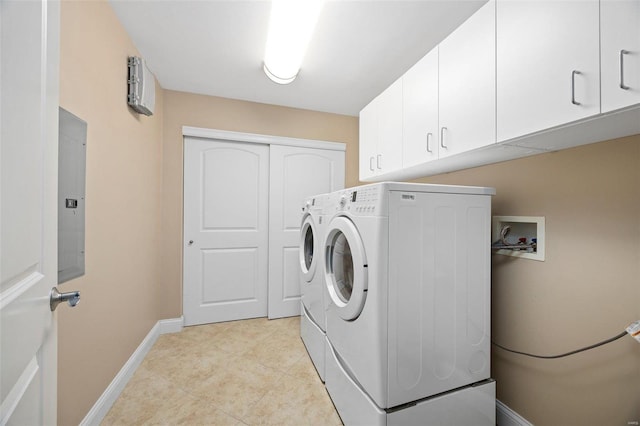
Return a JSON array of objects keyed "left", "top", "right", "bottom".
[{"left": 50, "top": 287, "right": 80, "bottom": 311}]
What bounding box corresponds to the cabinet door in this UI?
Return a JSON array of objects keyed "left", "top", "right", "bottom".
[
  {"left": 403, "top": 47, "right": 439, "bottom": 168},
  {"left": 439, "top": 0, "right": 496, "bottom": 158},
  {"left": 497, "top": 0, "right": 600, "bottom": 142},
  {"left": 359, "top": 100, "right": 377, "bottom": 181},
  {"left": 377, "top": 79, "right": 403, "bottom": 173},
  {"left": 601, "top": 0, "right": 640, "bottom": 113}
]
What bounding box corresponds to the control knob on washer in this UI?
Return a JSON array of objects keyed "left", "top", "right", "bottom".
[{"left": 339, "top": 194, "right": 347, "bottom": 208}]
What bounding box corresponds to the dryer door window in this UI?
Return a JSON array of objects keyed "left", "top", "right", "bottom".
[
  {"left": 325, "top": 216, "right": 368, "bottom": 320},
  {"left": 303, "top": 226, "right": 314, "bottom": 270},
  {"left": 299, "top": 215, "right": 317, "bottom": 282},
  {"left": 331, "top": 232, "right": 354, "bottom": 303}
]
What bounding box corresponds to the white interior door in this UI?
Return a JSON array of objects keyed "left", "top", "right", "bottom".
[
  {"left": 268, "top": 145, "right": 344, "bottom": 319},
  {"left": 1, "top": 0, "right": 60, "bottom": 424},
  {"left": 183, "top": 138, "right": 269, "bottom": 326}
]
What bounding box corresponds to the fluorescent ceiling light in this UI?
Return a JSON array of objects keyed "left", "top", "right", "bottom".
[{"left": 263, "top": 0, "right": 324, "bottom": 84}]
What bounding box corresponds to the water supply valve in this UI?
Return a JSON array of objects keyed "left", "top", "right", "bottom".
[{"left": 626, "top": 320, "right": 640, "bottom": 344}]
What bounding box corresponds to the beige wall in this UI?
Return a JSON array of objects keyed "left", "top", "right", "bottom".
[
  {"left": 58, "top": 1, "right": 164, "bottom": 424},
  {"left": 159, "top": 90, "right": 359, "bottom": 318},
  {"left": 412, "top": 135, "right": 640, "bottom": 424}
]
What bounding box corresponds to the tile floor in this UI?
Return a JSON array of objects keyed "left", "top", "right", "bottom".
[{"left": 102, "top": 316, "right": 342, "bottom": 426}]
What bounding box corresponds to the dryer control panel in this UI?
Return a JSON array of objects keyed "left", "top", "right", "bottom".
[
  {"left": 326, "top": 184, "right": 386, "bottom": 217},
  {"left": 302, "top": 195, "right": 323, "bottom": 214}
]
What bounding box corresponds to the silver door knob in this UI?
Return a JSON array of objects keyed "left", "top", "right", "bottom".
[{"left": 50, "top": 287, "right": 80, "bottom": 311}]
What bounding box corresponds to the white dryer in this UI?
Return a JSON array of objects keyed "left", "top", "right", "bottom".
[
  {"left": 322, "top": 182, "right": 496, "bottom": 425},
  {"left": 299, "top": 194, "right": 327, "bottom": 381}
]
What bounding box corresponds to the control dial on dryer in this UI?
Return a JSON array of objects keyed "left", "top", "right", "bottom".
[{"left": 339, "top": 194, "right": 347, "bottom": 208}]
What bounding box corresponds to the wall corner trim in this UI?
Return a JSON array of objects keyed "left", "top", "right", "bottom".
[
  {"left": 496, "top": 399, "right": 533, "bottom": 426},
  {"left": 79, "top": 316, "right": 184, "bottom": 426}
]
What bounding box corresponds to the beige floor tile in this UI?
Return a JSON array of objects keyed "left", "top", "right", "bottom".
[
  {"left": 241, "top": 374, "right": 341, "bottom": 426},
  {"left": 179, "top": 322, "right": 232, "bottom": 342},
  {"left": 190, "top": 356, "right": 282, "bottom": 419},
  {"left": 269, "top": 316, "right": 302, "bottom": 336},
  {"left": 141, "top": 337, "right": 232, "bottom": 392},
  {"left": 101, "top": 316, "right": 341, "bottom": 426},
  {"left": 285, "top": 351, "right": 322, "bottom": 383},
  {"left": 102, "top": 369, "right": 188, "bottom": 425},
  {"left": 226, "top": 317, "right": 282, "bottom": 336},
  {"left": 200, "top": 318, "right": 284, "bottom": 356},
  {"left": 220, "top": 318, "right": 282, "bottom": 341},
  {"left": 242, "top": 331, "right": 307, "bottom": 372},
  {"left": 147, "top": 392, "right": 241, "bottom": 425},
  {"left": 209, "top": 332, "right": 265, "bottom": 356},
  {"left": 143, "top": 332, "right": 228, "bottom": 368}
]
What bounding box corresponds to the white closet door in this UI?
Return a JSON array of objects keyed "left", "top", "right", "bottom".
[
  {"left": 268, "top": 145, "right": 344, "bottom": 319},
  {"left": 183, "top": 138, "right": 269, "bottom": 325}
]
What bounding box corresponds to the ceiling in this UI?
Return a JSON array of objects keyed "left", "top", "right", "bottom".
[{"left": 110, "top": 0, "right": 487, "bottom": 117}]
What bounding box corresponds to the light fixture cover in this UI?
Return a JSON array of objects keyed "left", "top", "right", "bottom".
[{"left": 263, "top": 0, "right": 324, "bottom": 84}]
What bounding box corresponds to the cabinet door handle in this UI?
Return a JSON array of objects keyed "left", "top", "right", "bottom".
[
  {"left": 440, "top": 127, "right": 448, "bottom": 149},
  {"left": 620, "top": 49, "right": 630, "bottom": 90},
  {"left": 369, "top": 156, "right": 375, "bottom": 171},
  {"left": 426, "top": 132, "right": 433, "bottom": 153},
  {"left": 571, "top": 70, "right": 581, "bottom": 105},
  {"left": 376, "top": 154, "right": 382, "bottom": 169}
]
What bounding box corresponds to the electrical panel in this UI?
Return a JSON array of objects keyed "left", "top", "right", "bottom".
[{"left": 58, "top": 108, "right": 87, "bottom": 283}]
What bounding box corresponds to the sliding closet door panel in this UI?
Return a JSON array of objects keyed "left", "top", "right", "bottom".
[
  {"left": 268, "top": 145, "right": 345, "bottom": 319},
  {"left": 183, "top": 137, "right": 269, "bottom": 325}
]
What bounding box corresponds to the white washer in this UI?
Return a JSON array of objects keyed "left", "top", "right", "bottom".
[
  {"left": 322, "top": 182, "right": 496, "bottom": 424},
  {"left": 299, "top": 194, "right": 327, "bottom": 381}
]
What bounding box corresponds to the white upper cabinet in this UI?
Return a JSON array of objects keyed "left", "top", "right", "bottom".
[
  {"left": 378, "top": 79, "right": 403, "bottom": 173},
  {"left": 497, "top": 0, "right": 600, "bottom": 143},
  {"left": 359, "top": 0, "right": 639, "bottom": 182},
  {"left": 438, "top": 0, "right": 496, "bottom": 158},
  {"left": 601, "top": 0, "right": 640, "bottom": 113},
  {"left": 359, "top": 79, "right": 403, "bottom": 181},
  {"left": 402, "top": 47, "right": 439, "bottom": 168},
  {"left": 359, "top": 100, "right": 377, "bottom": 180}
]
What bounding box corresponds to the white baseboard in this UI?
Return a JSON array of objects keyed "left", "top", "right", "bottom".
[
  {"left": 158, "top": 316, "right": 184, "bottom": 334},
  {"left": 80, "top": 316, "right": 184, "bottom": 426},
  {"left": 496, "top": 399, "right": 533, "bottom": 426}
]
